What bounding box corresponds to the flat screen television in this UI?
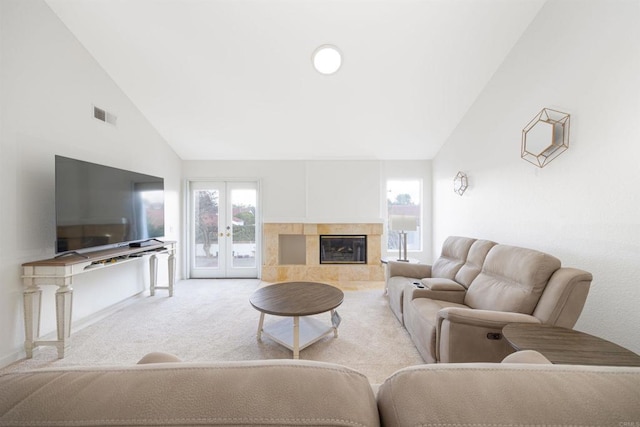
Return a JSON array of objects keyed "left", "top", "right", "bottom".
[{"left": 55, "top": 155, "right": 165, "bottom": 254}]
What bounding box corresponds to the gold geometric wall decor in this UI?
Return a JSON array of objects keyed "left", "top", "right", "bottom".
[
  {"left": 521, "top": 108, "right": 570, "bottom": 168},
  {"left": 453, "top": 171, "right": 468, "bottom": 196}
]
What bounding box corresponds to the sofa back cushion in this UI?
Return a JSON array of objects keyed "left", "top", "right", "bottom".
[
  {"left": 454, "top": 239, "right": 497, "bottom": 288},
  {"left": 464, "top": 245, "right": 561, "bottom": 313},
  {"left": 377, "top": 363, "right": 640, "bottom": 427},
  {"left": 0, "top": 360, "right": 379, "bottom": 426},
  {"left": 432, "top": 236, "right": 476, "bottom": 279}
]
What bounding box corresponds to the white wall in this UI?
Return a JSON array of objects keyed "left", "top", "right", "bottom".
[
  {"left": 183, "top": 159, "right": 433, "bottom": 261},
  {"left": 0, "top": 0, "right": 182, "bottom": 367},
  {"left": 432, "top": 0, "right": 640, "bottom": 352}
]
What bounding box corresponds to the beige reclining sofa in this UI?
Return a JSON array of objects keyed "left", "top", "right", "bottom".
[
  {"left": 387, "top": 236, "right": 593, "bottom": 363},
  {"left": 0, "top": 355, "right": 380, "bottom": 427},
  {"left": 1, "top": 351, "right": 639, "bottom": 426},
  {"left": 377, "top": 351, "right": 640, "bottom": 427}
]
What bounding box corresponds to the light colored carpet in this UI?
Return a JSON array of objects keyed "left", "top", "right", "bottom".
[{"left": 1, "top": 279, "right": 424, "bottom": 384}]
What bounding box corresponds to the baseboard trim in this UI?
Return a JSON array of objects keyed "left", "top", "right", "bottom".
[
  {"left": 0, "top": 291, "right": 146, "bottom": 370},
  {"left": 69, "top": 291, "right": 146, "bottom": 335},
  {"left": 0, "top": 347, "right": 26, "bottom": 369}
]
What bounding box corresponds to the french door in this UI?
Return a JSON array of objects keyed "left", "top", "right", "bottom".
[{"left": 188, "top": 181, "right": 259, "bottom": 278}]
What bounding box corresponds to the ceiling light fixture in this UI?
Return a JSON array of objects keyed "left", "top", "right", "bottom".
[{"left": 312, "top": 45, "right": 342, "bottom": 75}]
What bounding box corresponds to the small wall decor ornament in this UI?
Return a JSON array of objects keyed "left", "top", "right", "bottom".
[
  {"left": 453, "top": 171, "right": 468, "bottom": 196},
  {"left": 521, "top": 108, "right": 570, "bottom": 168}
]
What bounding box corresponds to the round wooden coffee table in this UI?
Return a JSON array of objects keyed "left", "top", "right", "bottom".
[{"left": 250, "top": 282, "right": 344, "bottom": 359}]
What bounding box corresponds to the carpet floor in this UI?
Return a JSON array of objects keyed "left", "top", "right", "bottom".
[{"left": 1, "top": 279, "right": 424, "bottom": 384}]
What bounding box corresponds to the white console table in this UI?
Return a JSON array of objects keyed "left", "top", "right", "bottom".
[{"left": 21, "top": 241, "right": 176, "bottom": 359}]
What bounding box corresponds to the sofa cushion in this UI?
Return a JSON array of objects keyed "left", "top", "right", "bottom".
[
  {"left": 431, "top": 236, "right": 476, "bottom": 279},
  {"left": 403, "top": 297, "right": 467, "bottom": 363},
  {"left": 0, "top": 360, "right": 379, "bottom": 427},
  {"left": 377, "top": 363, "right": 640, "bottom": 427},
  {"left": 465, "top": 245, "right": 561, "bottom": 313},
  {"left": 454, "top": 239, "right": 497, "bottom": 287}
]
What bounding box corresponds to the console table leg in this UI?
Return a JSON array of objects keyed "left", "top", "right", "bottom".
[
  {"left": 168, "top": 251, "right": 176, "bottom": 297},
  {"left": 23, "top": 286, "right": 42, "bottom": 359},
  {"left": 55, "top": 284, "right": 73, "bottom": 359},
  {"left": 149, "top": 254, "right": 158, "bottom": 296},
  {"left": 293, "top": 316, "right": 300, "bottom": 359}
]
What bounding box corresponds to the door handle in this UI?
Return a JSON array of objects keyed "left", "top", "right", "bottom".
[
  {"left": 219, "top": 232, "right": 224, "bottom": 237},
  {"left": 226, "top": 233, "right": 231, "bottom": 237}
]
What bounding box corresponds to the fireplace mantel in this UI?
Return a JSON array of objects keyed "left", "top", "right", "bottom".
[{"left": 262, "top": 223, "right": 384, "bottom": 285}]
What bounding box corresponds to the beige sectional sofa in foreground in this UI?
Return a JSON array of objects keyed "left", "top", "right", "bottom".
[{"left": 0, "top": 351, "right": 639, "bottom": 426}]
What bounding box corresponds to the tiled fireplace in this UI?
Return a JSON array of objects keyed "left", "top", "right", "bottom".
[{"left": 262, "top": 223, "right": 384, "bottom": 285}]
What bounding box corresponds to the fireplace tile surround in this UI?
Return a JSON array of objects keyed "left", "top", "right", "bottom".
[{"left": 262, "top": 223, "right": 384, "bottom": 286}]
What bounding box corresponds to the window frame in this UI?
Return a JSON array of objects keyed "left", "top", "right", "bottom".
[{"left": 386, "top": 179, "right": 422, "bottom": 253}]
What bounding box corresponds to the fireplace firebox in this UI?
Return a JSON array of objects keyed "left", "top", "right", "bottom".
[{"left": 320, "top": 235, "right": 367, "bottom": 264}]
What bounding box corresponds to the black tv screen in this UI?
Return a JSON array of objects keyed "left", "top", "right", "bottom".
[{"left": 55, "top": 155, "right": 165, "bottom": 253}]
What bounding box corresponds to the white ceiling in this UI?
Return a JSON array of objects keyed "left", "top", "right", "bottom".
[{"left": 45, "top": 0, "right": 545, "bottom": 160}]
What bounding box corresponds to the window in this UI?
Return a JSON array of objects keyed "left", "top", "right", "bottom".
[{"left": 387, "top": 180, "right": 421, "bottom": 252}]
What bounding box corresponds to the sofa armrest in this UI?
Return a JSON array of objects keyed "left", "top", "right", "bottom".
[
  {"left": 137, "top": 352, "right": 182, "bottom": 364},
  {"left": 405, "top": 287, "right": 466, "bottom": 304},
  {"left": 388, "top": 261, "right": 432, "bottom": 279},
  {"left": 533, "top": 267, "right": 592, "bottom": 327},
  {"left": 501, "top": 350, "right": 552, "bottom": 364},
  {"left": 438, "top": 307, "right": 541, "bottom": 329},
  {"left": 421, "top": 278, "right": 466, "bottom": 291}
]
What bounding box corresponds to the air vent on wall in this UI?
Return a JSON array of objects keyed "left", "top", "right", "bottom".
[{"left": 93, "top": 106, "right": 117, "bottom": 126}]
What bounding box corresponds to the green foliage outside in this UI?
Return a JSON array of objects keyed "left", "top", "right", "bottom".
[{"left": 195, "top": 191, "right": 256, "bottom": 257}]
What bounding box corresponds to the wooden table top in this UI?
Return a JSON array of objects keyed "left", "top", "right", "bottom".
[
  {"left": 503, "top": 323, "right": 640, "bottom": 367},
  {"left": 22, "top": 241, "right": 175, "bottom": 267},
  {"left": 250, "top": 282, "right": 344, "bottom": 317}
]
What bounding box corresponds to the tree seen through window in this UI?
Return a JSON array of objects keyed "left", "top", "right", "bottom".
[{"left": 387, "top": 180, "right": 421, "bottom": 252}]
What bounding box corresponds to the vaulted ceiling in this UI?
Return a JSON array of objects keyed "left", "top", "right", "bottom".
[{"left": 45, "top": 0, "right": 545, "bottom": 160}]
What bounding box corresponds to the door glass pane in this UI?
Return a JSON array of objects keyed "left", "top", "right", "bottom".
[
  {"left": 194, "top": 189, "right": 219, "bottom": 268},
  {"left": 387, "top": 180, "right": 421, "bottom": 251},
  {"left": 230, "top": 188, "right": 256, "bottom": 268}
]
